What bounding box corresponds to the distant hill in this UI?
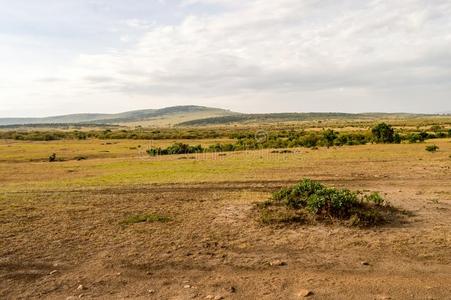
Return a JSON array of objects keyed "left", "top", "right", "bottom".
[
  {"left": 0, "top": 106, "right": 238, "bottom": 127},
  {"left": 176, "top": 112, "right": 443, "bottom": 126},
  {"left": 2, "top": 107, "right": 448, "bottom": 128}
]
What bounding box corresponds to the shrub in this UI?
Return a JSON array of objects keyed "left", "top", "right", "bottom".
[
  {"left": 364, "top": 192, "right": 385, "bottom": 206},
  {"left": 322, "top": 129, "right": 337, "bottom": 148},
  {"left": 48, "top": 153, "right": 57, "bottom": 162},
  {"left": 260, "top": 179, "right": 394, "bottom": 227},
  {"left": 425, "top": 144, "right": 439, "bottom": 152},
  {"left": 371, "top": 123, "right": 394, "bottom": 143}
]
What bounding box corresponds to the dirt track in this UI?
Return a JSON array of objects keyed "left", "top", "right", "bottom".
[{"left": 1, "top": 176, "right": 450, "bottom": 299}]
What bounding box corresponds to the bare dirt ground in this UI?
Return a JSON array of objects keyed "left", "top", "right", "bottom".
[
  {"left": 1, "top": 178, "right": 450, "bottom": 299},
  {"left": 0, "top": 140, "right": 450, "bottom": 299}
]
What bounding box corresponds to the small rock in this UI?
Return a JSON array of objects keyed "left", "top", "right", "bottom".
[
  {"left": 226, "top": 286, "right": 236, "bottom": 293},
  {"left": 77, "top": 285, "right": 86, "bottom": 291},
  {"left": 78, "top": 294, "right": 84, "bottom": 298},
  {"left": 297, "top": 289, "right": 313, "bottom": 297},
  {"left": 184, "top": 284, "right": 191, "bottom": 289},
  {"left": 148, "top": 289, "right": 155, "bottom": 294},
  {"left": 49, "top": 270, "right": 58, "bottom": 275},
  {"left": 361, "top": 261, "right": 370, "bottom": 266},
  {"left": 205, "top": 296, "right": 214, "bottom": 299},
  {"left": 214, "top": 296, "right": 224, "bottom": 300},
  {"left": 270, "top": 260, "right": 287, "bottom": 266}
]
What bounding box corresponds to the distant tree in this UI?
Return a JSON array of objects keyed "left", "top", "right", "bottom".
[
  {"left": 418, "top": 131, "right": 428, "bottom": 142},
  {"left": 322, "top": 129, "right": 337, "bottom": 148},
  {"left": 371, "top": 123, "right": 395, "bottom": 143},
  {"left": 48, "top": 153, "right": 56, "bottom": 162}
]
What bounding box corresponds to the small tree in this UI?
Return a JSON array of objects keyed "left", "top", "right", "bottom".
[
  {"left": 371, "top": 123, "right": 395, "bottom": 143},
  {"left": 48, "top": 153, "right": 56, "bottom": 162},
  {"left": 322, "top": 129, "right": 337, "bottom": 148}
]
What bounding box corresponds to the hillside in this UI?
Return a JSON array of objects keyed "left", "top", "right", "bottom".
[
  {"left": 0, "top": 106, "right": 237, "bottom": 127},
  {"left": 176, "top": 112, "right": 446, "bottom": 126}
]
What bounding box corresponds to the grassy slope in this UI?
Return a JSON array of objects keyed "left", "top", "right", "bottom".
[
  {"left": 177, "top": 112, "right": 451, "bottom": 126},
  {"left": 0, "top": 105, "right": 238, "bottom": 126}
]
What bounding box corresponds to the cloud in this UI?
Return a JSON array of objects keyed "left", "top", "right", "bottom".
[
  {"left": 1, "top": 0, "right": 451, "bottom": 115},
  {"left": 73, "top": 1, "right": 451, "bottom": 101}
]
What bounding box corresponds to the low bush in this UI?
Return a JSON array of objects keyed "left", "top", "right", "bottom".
[
  {"left": 258, "top": 179, "right": 395, "bottom": 227},
  {"left": 425, "top": 144, "right": 439, "bottom": 152},
  {"left": 48, "top": 153, "right": 57, "bottom": 162}
]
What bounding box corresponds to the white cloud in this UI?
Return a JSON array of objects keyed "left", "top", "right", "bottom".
[{"left": 1, "top": 0, "right": 451, "bottom": 115}]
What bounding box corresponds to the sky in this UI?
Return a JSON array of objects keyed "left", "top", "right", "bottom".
[{"left": 0, "top": 0, "right": 450, "bottom": 117}]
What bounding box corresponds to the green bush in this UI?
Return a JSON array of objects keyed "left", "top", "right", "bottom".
[
  {"left": 260, "top": 179, "right": 393, "bottom": 226},
  {"left": 48, "top": 153, "right": 57, "bottom": 162},
  {"left": 371, "top": 123, "right": 395, "bottom": 143},
  {"left": 425, "top": 144, "right": 439, "bottom": 152}
]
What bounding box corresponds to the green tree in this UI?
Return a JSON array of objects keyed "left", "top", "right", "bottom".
[
  {"left": 322, "top": 129, "right": 337, "bottom": 148},
  {"left": 371, "top": 123, "right": 395, "bottom": 143}
]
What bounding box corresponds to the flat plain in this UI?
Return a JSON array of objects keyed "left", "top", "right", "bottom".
[{"left": 1, "top": 136, "right": 450, "bottom": 299}]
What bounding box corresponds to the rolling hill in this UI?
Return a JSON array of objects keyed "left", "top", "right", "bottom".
[
  {"left": 176, "top": 112, "right": 440, "bottom": 126},
  {"left": 0, "top": 106, "right": 238, "bottom": 127}
]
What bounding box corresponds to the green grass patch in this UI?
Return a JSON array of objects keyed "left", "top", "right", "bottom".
[
  {"left": 258, "top": 178, "right": 399, "bottom": 227},
  {"left": 120, "top": 214, "right": 171, "bottom": 225}
]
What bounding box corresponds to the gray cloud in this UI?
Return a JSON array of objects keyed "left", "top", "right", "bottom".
[{"left": 1, "top": 0, "right": 451, "bottom": 115}]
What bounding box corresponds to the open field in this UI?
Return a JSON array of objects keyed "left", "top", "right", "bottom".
[{"left": 1, "top": 137, "right": 451, "bottom": 299}]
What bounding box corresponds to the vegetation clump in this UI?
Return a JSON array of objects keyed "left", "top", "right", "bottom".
[
  {"left": 425, "top": 144, "right": 439, "bottom": 152},
  {"left": 48, "top": 153, "right": 57, "bottom": 162},
  {"left": 147, "top": 143, "right": 203, "bottom": 156},
  {"left": 258, "top": 179, "right": 396, "bottom": 227},
  {"left": 371, "top": 123, "right": 401, "bottom": 143}
]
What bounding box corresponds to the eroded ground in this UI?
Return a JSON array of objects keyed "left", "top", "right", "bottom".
[{"left": 0, "top": 140, "right": 450, "bottom": 299}]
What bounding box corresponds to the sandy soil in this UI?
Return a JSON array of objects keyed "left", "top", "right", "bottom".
[{"left": 1, "top": 174, "right": 450, "bottom": 299}]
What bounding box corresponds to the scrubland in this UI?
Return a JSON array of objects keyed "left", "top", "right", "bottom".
[{"left": 0, "top": 125, "right": 450, "bottom": 299}]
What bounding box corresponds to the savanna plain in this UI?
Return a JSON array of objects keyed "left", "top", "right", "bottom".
[{"left": 1, "top": 122, "right": 450, "bottom": 300}]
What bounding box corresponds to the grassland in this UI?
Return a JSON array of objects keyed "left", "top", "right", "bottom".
[{"left": 0, "top": 125, "right": 450, "bottom": 299}]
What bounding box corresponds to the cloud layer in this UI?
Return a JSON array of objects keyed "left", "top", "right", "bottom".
[{"left": 1, "top": 0, "right": 450, "bottom": 116}]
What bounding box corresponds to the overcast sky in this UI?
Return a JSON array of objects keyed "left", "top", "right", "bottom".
[{"left": 1, "top": 0, "right": 450, "bottom": 117}]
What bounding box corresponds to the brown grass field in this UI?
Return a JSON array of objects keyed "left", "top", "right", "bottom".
[{"left": 0, "top": 137, "right": 450, "bottom": 299}]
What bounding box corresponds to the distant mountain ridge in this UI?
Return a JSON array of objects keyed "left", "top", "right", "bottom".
[
  {"left": 0, "top": 106, "right": 238, "bottom": 126},
  {"left": 1, "top": 106, "right": 449, "bottom": 127},
  {"left": 177, "top": 112, "right": 447, "bottom": 126}
]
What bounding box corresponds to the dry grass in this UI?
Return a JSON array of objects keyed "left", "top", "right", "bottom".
[{"left": 0, "top": 137, "right": 450, "bottom": 299}]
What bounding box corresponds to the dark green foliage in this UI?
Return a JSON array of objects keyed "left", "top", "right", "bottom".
[
  {"left": 147, "top": 143, "right": 203, "bottom": 156},
  {"left": 48, "top": 153, "right": 56, "bottom": 162},
  {"left": 260, "top": 179, "right": 393, "bottom": 227},
  {"left": 407, "top": 131, "right": 429, "bottom": 143},
  {"left": 372, "top": 123, "right": 395, "bottom": 143},
  {"left": 322, "top": 129, "right": 337, "bottom": 147},
  {"left": 425, "top": 144, "right": 439, "bottom": 152},
  {"left": 364, "top": 192, "right": 384, "bottom": 206}
]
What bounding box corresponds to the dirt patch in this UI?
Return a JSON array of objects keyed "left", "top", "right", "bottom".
[{"left": 1, "top": 176, "right": 451, "bottom": 299}]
